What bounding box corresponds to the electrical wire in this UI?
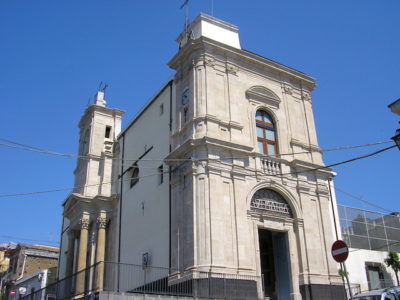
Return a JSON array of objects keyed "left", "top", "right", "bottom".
[
  {"left": 0, "top": 144, "right": 395, "bottom": 198},
  {"left": 0, "top": 235, "right": 59, "bottom": 245},
  {"left": 335, "top": 187, "right": 393, "bottom": 214},
  {"left": 0, "top": 137, "right": 393, "bottom": 163},
  {"left": 0, "top": 170, "right": 171, "bottom": 198}
]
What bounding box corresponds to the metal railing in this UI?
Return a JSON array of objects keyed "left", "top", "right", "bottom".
[
  {"left": 368, "top": 279, "right": 396, "bottom": 290},
  {"left": 21, "top": 262, "right": 261, "bottom": 300}
]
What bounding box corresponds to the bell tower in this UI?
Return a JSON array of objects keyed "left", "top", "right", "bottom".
[
  {"left": 58, "top": 90, "right": 124, "bottom": 288},
  {"left": 74, "top": 91, "right": 124, "bottom": 197}
]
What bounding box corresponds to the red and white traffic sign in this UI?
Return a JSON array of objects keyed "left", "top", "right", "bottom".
[
  {"left": 331, "top": 240, "right": 349, "bottom": 263},
  {"left": 9, "top": 290, "right": 16, "bottom": 296}
]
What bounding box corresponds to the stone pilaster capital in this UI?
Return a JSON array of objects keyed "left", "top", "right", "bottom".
[
  {"left": 301, "top": 90, "right": 311, "bottom": 102},
  {"left": 79, "top": 218, "right": 89, "bottom": 230},
  {"left": 282, "top": 84, "right": 293, "bottom": 95},
  {"left": 97, "top": 216, "right": 108, "bottom": 229}
]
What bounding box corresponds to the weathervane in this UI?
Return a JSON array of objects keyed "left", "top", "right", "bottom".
[
  {"left": 99, "top": 81, "right": 108, "bottom": 93},
  {"left": 180, "top": 0, "right": 189, "bottom": 42}
]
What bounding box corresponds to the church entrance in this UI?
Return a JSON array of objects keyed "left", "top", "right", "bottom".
[{"left": 258, "top": 229, "right": 291, "bottom": 300}]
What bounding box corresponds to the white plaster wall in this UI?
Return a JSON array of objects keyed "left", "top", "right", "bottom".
[
  {"left": 119, "top": 83, "right": 175, "bottom": 269},
  {"left": 346, "top": 249, "right": 397, "bottom": 292}
]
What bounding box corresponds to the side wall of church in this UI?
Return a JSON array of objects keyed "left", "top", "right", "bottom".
[{"left": 118, "top": 82, "right": 175, "bottom": 269}]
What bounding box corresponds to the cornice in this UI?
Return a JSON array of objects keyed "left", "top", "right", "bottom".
[
  {"left": 290, "top": 159, "right": 334, "bottom": 177},
  {"left": 78, "top": 105, "right": 125, "bottom": 129},
  {"left": 290, "top": 139, "right": 321, "bottom": 153},
  {"left": 168, "top": 37, "right": 315, "bottom": 90}
]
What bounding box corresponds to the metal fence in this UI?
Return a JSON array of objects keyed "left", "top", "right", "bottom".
[
  {"left": 21, "top": 262, "right": 261, "bottom": 300},
  {"left": 338, "top": 205, "right": 400, "bottom": 252}
]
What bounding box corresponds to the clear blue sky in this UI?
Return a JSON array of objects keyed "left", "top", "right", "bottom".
[{"left": 0, "top": 1, "right": 399, "bottom": 246}]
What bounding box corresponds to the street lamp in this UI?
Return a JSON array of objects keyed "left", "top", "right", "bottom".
[{"left": 388, "top": 98, "right": 400, "bottom": 150}]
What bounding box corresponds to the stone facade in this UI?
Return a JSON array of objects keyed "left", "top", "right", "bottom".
[
  {"left": 58, "top": 91, "right": 124, "bottom": 286},
  {"left": 163, "top": 14, "right": 344, "bottom": 300},
  {"left": 58, "top": 13, "right": 346, "bottom": 300}
]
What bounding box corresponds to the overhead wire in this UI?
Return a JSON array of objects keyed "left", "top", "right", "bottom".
[
  {"left": 0, "top": 235, "right": 59, "bottom": 245},
  {"left": 0, "top": 144, "right": 395, "bottom": 198},
  {"left": 0, "top": 137, "right": 394, "bottom": 163},
  {"left": 334, "top": 186, "right": 393, "bottom": 214}
]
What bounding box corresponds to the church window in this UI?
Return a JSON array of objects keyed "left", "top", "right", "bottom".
[
  {"left": 251, "top": 189, "right": 292, "bottom": 217},
  {"left": 105, "top": 126, "right": 111, "bottom": 138},
  {"left": 130, "top": 164, "right": 139, "bottom": 188},
  {"left": 256, "top": 110, "right": 277, "bottom": 156}
]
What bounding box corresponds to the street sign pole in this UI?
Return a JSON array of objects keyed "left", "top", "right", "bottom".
[
  {"left": 331, "top": 240, "right": 352, "bottom": 300},
  {"left": 342, "top": 262, "right": 353, "bottom": 300}
]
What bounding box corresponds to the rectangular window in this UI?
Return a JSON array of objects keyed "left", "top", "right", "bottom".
[
  {"left": 160, "top": 104, "right": 164, "bottom": 115},
  {"left": 266, "top": 129, "right": 275, "bottom": 141},
  {"left": 158, "top": 165, "right": 163, "bottom": 185},
  {"left": 256, "top": 127, "right": 264, "bottom": 138},
  {"left": 105, "top": 126, "right": 112, "bottom": 138},
  {"left": 267, "top": 144, "right": 275, "bottom": 156},
  {"left": 257, "top": 141, "right": 264, "bottom": 153}
]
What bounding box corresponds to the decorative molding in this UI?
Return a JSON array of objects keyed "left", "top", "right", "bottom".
[
  {"left": 79, "top": 218, "right": 89, "bottom": 230},
  {"left": 246, "top": 86, "right": 281, "bottom": 108},
  {"left": 301, "top": 90, "right": 311, "bottom": 102},
  {"left": 282, "top": 84, "right": 293, "bottom": 95},
  {"left": 226, "top": 63, "right": 239, "bottom": 75},
  {"left": 97, "top": 216, "right": 108, "bottom": 229},
  {"left": 205, "top": 57, "right": 216, "bottom": 68}
]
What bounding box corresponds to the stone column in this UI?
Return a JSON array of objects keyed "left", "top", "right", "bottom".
[
  {"left": 65, "top": 231, "right": 75, "bottom": 277},
  {"left": 95, "top": 215, "right": 107, "bottom": 291},
  {"left": 76, "top": 217, "right": 89, "bottom": 295},
  {"left": 64, "top": 231, "right": 75, "bottom": 298}
]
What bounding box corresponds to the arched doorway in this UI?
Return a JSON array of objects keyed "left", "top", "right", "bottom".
[{"left": 250, "top": 188, "right": 294, "bottom": 300}]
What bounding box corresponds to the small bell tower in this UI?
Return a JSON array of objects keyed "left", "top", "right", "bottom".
[{"left": 74, "top": 90, "right": 124, "bottom": 197}]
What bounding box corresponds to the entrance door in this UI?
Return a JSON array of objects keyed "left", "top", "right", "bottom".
[{"left": 258, "top": 229, "right": 291, "bottom": 300}]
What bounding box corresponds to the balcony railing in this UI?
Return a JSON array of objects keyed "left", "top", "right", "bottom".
[{"left": 20, "top": 262, "right": 261, "bottom": 300}]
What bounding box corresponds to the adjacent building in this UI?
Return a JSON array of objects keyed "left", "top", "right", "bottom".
[
  {"left": 58, "top": 14, "right": 346, "bottom": 300},
  {"left": 0, "top": 243, "right": 58, "bottom": 300},
  {"left": 338, "top": 205, "right": 400, "bottom": 293}
]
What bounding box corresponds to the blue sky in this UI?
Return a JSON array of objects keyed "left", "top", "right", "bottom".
[{"left": 0, "top": 1, "right": 399, "bottom": 246}]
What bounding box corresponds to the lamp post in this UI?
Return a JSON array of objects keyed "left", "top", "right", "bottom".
[{"left": 388, "top": 99, "right": 400, "bottom": 150}]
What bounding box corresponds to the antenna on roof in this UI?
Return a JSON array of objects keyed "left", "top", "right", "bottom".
[
  {"left": 211, "top": 0, "right": 214, "bottom": 16},
  {"left": 180, "top": 0, "right": 189, "bottom": 43}
]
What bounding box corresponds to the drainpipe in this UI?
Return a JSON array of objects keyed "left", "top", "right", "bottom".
[
  {"left": 328, "top": 179, "right": 353, "bottom": 300},
  {"left": 16, "top": 254, "right": 27, "bottom": 281},
  {"left": 117, "top": 134, "right": 125, "bottom": 293},
  {"left": 168, "top": 81, "right": 173, "bottom": 270}
]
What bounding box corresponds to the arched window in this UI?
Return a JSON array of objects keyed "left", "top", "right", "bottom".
[
  {"left": 250, "top": 189, "right": 292, "bottom": 217},
  {"left": 256, "top": 110, "right": 277, "bottom": 156}
]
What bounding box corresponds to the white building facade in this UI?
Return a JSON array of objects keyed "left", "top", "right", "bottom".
[{"left": 58, "top": 14, "right": 346, "bottom": 300}]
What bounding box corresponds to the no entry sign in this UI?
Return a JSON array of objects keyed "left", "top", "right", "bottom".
[{"left": 331, "top": 240, "right": 349, "bottom": 263}]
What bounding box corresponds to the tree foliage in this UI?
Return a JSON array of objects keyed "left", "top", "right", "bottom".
[{"left": 384, "top": 251, "right": 400, "bottom": 286}]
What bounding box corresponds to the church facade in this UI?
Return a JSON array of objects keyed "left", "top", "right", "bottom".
[{"left": 58, "top": 14, "right": 345, "bottom": 300}]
